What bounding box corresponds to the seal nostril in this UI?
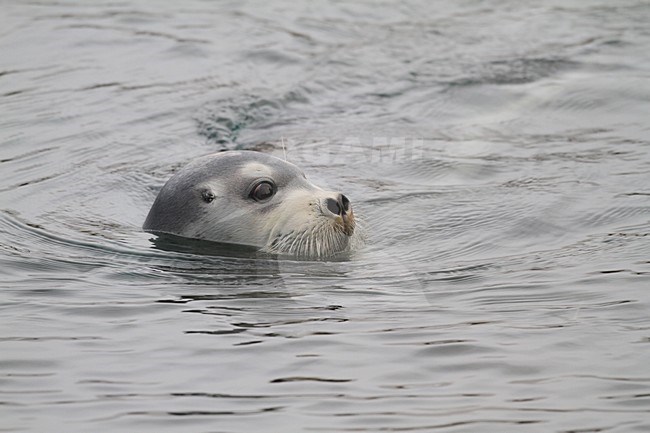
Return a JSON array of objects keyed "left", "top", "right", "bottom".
[
  {"left": 340, "top": 194, "right": 350, "bottom": 213},
  {"left": 326, "top": 198, "right": 341, "bottom": 215}
]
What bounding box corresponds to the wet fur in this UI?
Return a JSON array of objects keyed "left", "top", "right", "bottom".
[{"left": 144, "top": 151, "right": 360, "bottom": 258}]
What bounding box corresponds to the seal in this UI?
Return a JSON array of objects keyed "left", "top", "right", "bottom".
[{"left": 143, "top": 151, "right": 358, "bottom": 258}]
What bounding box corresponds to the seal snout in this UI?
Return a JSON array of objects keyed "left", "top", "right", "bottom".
[
  {"left": 325, "top": 194, "right": 350, "bottom": 216},
  {"left": 324, "top": 193, "right": 355, "bottom": 236}
]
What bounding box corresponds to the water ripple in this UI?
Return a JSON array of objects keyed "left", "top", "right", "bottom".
[{"left": 2, "top": 1, "right": 650, "bottom": 433}]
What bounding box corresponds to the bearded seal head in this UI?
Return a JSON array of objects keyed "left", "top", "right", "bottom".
[{"left": 143, "top": 151, "right": 359, "bottom": 258}]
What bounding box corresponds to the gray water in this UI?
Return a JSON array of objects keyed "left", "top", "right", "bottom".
[{"left": 1, "top": 1, "right": 650, "bottom": 432}]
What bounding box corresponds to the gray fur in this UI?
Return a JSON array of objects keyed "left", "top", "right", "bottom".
[{"left": 143, "top": 151, "right": 321, "bottom": 248}]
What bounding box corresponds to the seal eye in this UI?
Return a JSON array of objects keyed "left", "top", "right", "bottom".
[
  {"left": 250, "top": 181, "right": 275, "bottom": 202},
  {"left": 201, "top": 190, "right": 215, "bottom": 203}
]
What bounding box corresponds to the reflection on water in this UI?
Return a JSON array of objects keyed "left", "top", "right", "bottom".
[{"left": 1, "top": 1, "right": 650, "bottom": 432}]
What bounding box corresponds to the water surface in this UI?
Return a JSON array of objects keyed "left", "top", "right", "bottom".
[{"left": 1, "top": 1, "right": 650, "bottom": 432}]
